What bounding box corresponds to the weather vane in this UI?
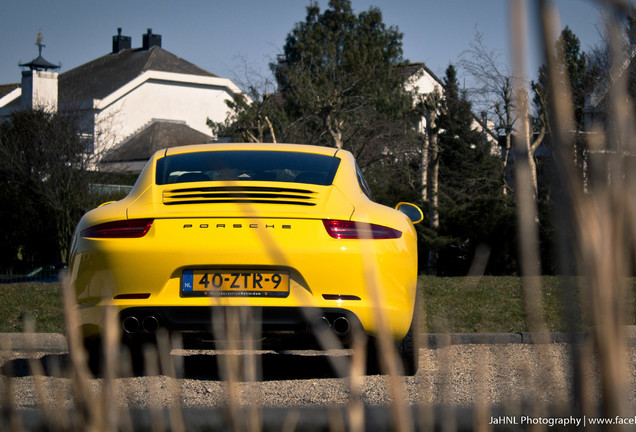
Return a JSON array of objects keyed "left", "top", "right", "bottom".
[{"left": 36, "top": 30, "right": 45, "bottom": 57}]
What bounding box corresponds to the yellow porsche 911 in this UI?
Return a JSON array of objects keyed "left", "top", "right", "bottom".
[{"left": 69, "top": 143, "right": 423, "bottom": 375}]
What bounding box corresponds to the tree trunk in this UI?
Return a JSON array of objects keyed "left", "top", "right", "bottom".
[
  {"left": 528, "top": 120, "right": 545, "bottom": 199},
  {"left": 420, "top": 128, "right": 429, "bottom": 202},
  {"left": 502, "top": 133, "right": 512, "bottom": 196},
  {"left": 427, "top": 129, "right": 440, "bottom": 273},
  {"left": 265, "top": 116, "right": 277, "bottom": 143},
  {"left": 325, "top": 113, "right": 344, "bottom": 149}
]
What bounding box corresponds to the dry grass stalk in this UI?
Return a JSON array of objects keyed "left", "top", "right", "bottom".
[
  {"left": 359, "top": 229, "right": 414, "bottom": 432},
  {"left": 23, "top": 316, "right": 61, "bottom": 429},
  {"left": 510, "top": 0, "right": 549, "bottom": 339},
  {"left": 156, "top": 329, "right": 185, "bottom": 432},
  {"left": 539, "top": 0, "right": 633, "bottom": 424},
  {"left": 61, "top": 273, "right": 102, "bottom": 430},
  {"left": 348, "top": 331, "right": 366, "bottom": 432},
  {"left": 102, "top": 296, "right": 120, "bottom": 432},
  {"left": 509, "top": 4, "right": 568, "bottom": 426},
  {"left": 5, "top": 2, "right": 636, "bottom": 431},
  {"left": 143, "top": 343, "right": 166, "bottom": 432},
  {"left": 0, "top": 336, "right": 23, "bottom": 432}
]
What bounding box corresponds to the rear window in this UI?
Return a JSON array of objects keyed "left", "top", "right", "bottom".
[{"left": 155, "top": 150, "right": 341, "bottom": 186}]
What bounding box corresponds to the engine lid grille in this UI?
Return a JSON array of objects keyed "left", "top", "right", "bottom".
[{"left": 163, "top": 186, "right": 318, "bottom": 206}]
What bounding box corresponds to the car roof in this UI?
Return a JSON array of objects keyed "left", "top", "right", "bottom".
[{"left": 163, "top": 143, "right": 341, "bottom": 157}]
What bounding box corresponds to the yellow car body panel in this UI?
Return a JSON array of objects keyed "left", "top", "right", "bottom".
[{"left": 69, "top": 143, "right": 418, "bottom": 343}]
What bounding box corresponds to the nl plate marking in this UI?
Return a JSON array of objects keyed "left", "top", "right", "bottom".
[{"left": 182, "top": 269, "right": 290, "bottom": 297}]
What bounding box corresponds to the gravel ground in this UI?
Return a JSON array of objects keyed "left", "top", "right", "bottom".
[{"left": 1, "top": 334, "right": 635, "bottom": 430}]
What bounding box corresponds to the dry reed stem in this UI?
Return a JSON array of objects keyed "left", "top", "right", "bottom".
[
  {"left": 102, "top": 296, "right": 120, "bottom": 432},
  {"left": 466, "top": 273, "right": 493, "bottom": 432},
  {"left": 472, "top": 347, "right": 492, "bottom": 432},
  {"left": 510, "top": 2, "right": 568, "bottom": 427},
  {"left": 211, "top": 306, "right": 243, "bottom": 431},
  {"left": 510, "top": 0, "right": 549, "bottom": 338},
  {"left": 61, "top": 273, "right": 102, "bottom": 430},
  {"left": 156, "top": 329, "right": 185, "bottom": 432},
  {"left": 9, "top": 2, "right": 636, "bottom": 430},
  {"left": 281, "top": 409, "right": 300, "bottom": 432},
  {"left": 539, "top": 0, "right": 633, "bottom": 424},
  {"left": 358, "top": 223, "right": 414, "bottom": 432},
  {"left": 23, "top": 317, "right": 59, "bottom": 429},
  {"left": 143, "top": 343, "right": 166, "bottom": 432},
  {"left": 328, "top": 405, "right": 347, "bottom": 432},
  {"left": 348, "top": 331, "right": 366, "bottom": 432},
  {"left": 415, "top": 284, "right": 434, "bottom": 432},
  {"left": 210, "top": 302, "right": 264, "bottom": 432},
  {"left": 0, "top": 336, "right": 23, "bottom": 432},
  {"left": 436, "top": 335, "right": 457, "bottom": 432}
]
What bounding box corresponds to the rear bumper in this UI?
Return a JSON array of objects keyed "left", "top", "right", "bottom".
[
  {"left": 117, "top": 305, "right": 362, "bottom": 338},
  {"left": 71, "top": 217, "right": 418, "bottom": 340}
]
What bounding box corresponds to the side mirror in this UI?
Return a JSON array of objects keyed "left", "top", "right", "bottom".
[{"left": 396, "top": 202, "right": 424, "bottom": 224}]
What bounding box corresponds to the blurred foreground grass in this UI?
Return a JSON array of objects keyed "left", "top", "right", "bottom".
[{"left": 1, "top": 277, "right": 634, "bottom": 334}]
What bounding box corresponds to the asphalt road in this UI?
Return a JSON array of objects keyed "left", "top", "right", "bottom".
[{"left": 1, "top": 333, "right": 635, "bottom": 430}]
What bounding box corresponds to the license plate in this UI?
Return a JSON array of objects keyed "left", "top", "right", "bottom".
[{"left": 181, "top": 270, "right": 290, "bottom": 297}]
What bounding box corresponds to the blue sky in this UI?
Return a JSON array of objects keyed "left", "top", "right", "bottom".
[{"left": 1, "top": 0, "right": 610, "bottom": 90}]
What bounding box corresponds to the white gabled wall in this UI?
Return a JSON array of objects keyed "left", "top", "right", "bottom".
[
  {"left": 404, "top": 67, "right": 443, "bottom": 135},
  {"left": 91, "top": 71, "right": 239, "bottom": 154},
  {"left": 405, "top": 69, "right": 441, "bottom": 96}
]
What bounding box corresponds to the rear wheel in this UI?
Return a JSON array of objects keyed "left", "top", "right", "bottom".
[
  {"left": 83, "top": 336, "right": 103, "bottom": 376},
  {"left": 397, "top": 318, "right": 419, "bottom": 376},
  {"left": 399, "top": 294, "right": 420, "bottom": 376},
  {"left": 365, "top": 301, "right": 419, "bottom": 376},
  {"left": 122, "top": 335, "right": 156, "bottom": 376}
]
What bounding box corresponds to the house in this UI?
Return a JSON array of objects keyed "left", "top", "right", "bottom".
[
  {"left": 399, "top": 62, "right": 500, "bottom": 153},
  {"left": 583, "top": 18, "right": 636, "bottom": 134},
  {"left": 0, "top": 28, "right": 244, "bottom": 172},
  {"left": 581, "top": 24, "right": 636, "bottom": 188}
]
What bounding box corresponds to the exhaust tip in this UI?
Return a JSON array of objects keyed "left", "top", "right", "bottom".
[
  {"left": 122, "top": 316, "right": 140, "bottom": 334},
  {"left": 311, "top": 316, "right": 330, "bottom": 332},
  {"left": 332, "top": 316, "right": 350, "bottom": 336},
  {"left": 142, "top": 316, "right": 159, "bottom": 333}
]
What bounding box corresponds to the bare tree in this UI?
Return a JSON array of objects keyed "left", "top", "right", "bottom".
[
  {"left": 412, "top": 88, "right": 445, "bottom": 273},
  {"left": 460, "top": 30, "right": 546, "bottom": 196},
  {"left": 205, "top": 54, "right": 281, "bottom": 144},
  {"left": 208, "top": 92, "right": 279, "bottom": 144},
  {"left": 416, "top": 88, "right": 444, "bottom": 210}
]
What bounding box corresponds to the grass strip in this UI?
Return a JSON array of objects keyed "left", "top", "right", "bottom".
[
  {"left": 0, "top": 282, "right": 65, "bottom": 332},
  {"left": 1, "top": 277, "right": 633, "bottom": 334}
]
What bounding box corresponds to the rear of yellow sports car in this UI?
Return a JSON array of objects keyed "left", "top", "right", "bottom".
[{"left": 69, "top": 144, "right": 419, "bottom": 372}]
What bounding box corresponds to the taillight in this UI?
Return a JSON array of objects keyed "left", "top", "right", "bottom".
[
  {"left": 322, "top": 220, "right": 401, "bottom": 239},
  {"left": 81, "top": 219, "right": 154, "bottom": 238}
]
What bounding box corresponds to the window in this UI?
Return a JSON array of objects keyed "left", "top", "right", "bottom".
[
  {"left": 355, "top": 163, "right": 374, "bottom": 201},
  {"left": 156, "top": 150, "right": 341, "bottom": 186}
]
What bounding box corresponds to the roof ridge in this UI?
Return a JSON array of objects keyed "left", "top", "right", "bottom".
[
  {"left": 58, "top": 46, "right": 219, "bottom": 103},
  {"left": 142, "top": 46, "right": 159, "bottom": 73}
]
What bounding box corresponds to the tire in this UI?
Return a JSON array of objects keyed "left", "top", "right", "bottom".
[
  {"left": 366, "top": 297, "right": 420, "bottom": 376},
  {"left": 399, "top": 293, "right": 420, "bottom": 376},
  {"left": 365, "top": 336, "right": 382, "bottom": 375},
  {"left": 122, "top": 336, "right": 153, "bottom": 376},
  {"left": 397, "top": 320, "right": 419, "bottom": 376},
  {"left": 83, "top": 336, "right": 103, "bottom": 376}
]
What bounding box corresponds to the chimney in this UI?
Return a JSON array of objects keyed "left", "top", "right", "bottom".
[
  {"left": 112, "top": 28, "right": 131, "bottom": 54},
  {"left": 21, "top": 70, "right": 58, "bottom": 111},
  {"left": 142, "top": 28, "right": 161, "bottom": 50},
  {"left": 19, "top": 31, "right": 59, "bottom": 111}
]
